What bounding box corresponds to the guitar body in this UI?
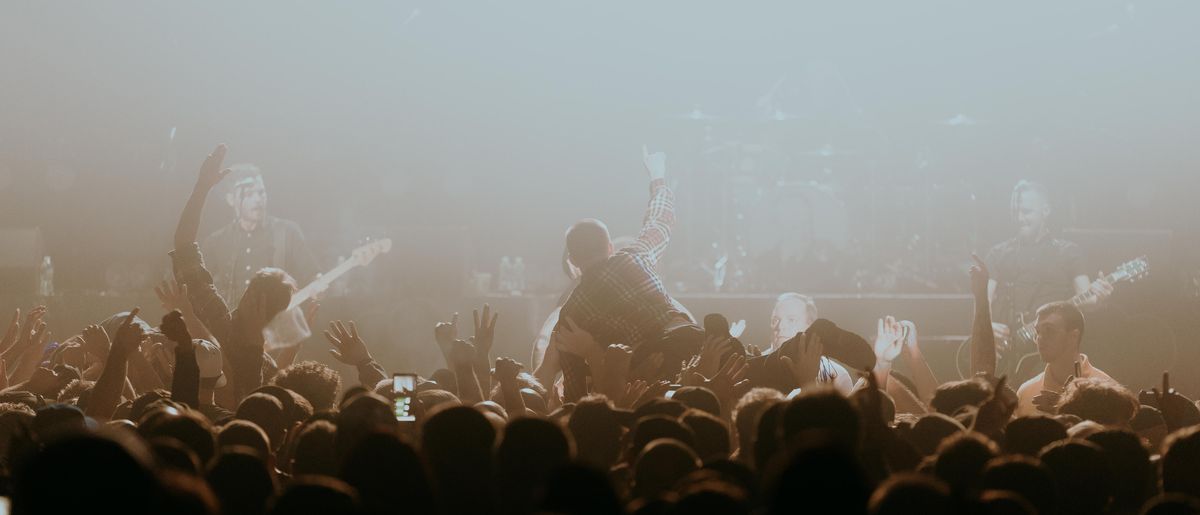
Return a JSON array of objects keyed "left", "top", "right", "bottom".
[
  {"left": 954, "top": 256, "right": 1149, "bottom": 381},
  {"left": 264, "top": 238, "right": 393, "bottom": 351}
]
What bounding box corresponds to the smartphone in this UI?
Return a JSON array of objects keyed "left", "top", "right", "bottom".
[
  {"left": 665, "top": 384, "right": 683, "bottom": 399},
  {"left": 393, "top": 373, "right": 417, "bottom": 422}
]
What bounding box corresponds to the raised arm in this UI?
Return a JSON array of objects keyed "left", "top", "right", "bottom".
[
  {"left": 170, "top": 146, "right": 235, "bottom": 355},
  {"left": 162, "top": 310, "right": 200, "bottom": 409},
  {"left": 969, "top": 254, "right": 997, "bottom": 377},
  {"left": 87, "top": 309, "right": 146, "bottom": 420},
  {"left": 625, "top": 146, "right": 675, "bottom": 265},
  {"left": 175, "top": 145, "right": 229, "bottom": 250}
]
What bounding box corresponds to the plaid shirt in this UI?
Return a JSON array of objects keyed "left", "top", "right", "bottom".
[
  {"left": 557, "top": 179, "right": 688, "bottom": 401},
  {"left": 170, "top": 243, "right": 266, "bottom": 398}
]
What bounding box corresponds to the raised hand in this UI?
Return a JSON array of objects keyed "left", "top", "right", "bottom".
[
  {"left": 552, "top": 318, "right": 599, "bottom": 359},
  {"left": 874, "top": 316, "right": 904, "bottom": 364},
  {"left": 194, "top": 144, "right": 230, "bottom": 192},
  {"left": 708, "top": 354, "right": 751, "bottom": 414},
  {"left": 472, "top": 304, "right": 498, "bottom": 357},
  {"left": 781, "top": 332, "right": 824, "bottom": 387},
  {"left": 80, "top": 325, "right": 111, "bottom": 361},
  {"left": 449, "top": 339, "right": 476, "bottom": 368},
  {"left": 696, "top": 334, "right": 734, "bottom": 379},
  {"left": 618, "top": 380, "right": 651, "bottom": 409},
  {"left": 969, "top": 254, "right": 990, "bottom": 299},
  {"left": 642, "top": 145, "right": 667, "bottom": 181},
  {"left": 112, "top": 309, "right": 147, "bottom": 356},
  {"left": 494, "top": 357, "right": 523, "bottom": 383},
  {"left": 899, "top": 321, "right": 919, "bottom": 350},
  {"left": 160, "top": 310, "right": 192, "bottom": 346},
  {"left": 324, "top": 320, "right": 372, "bottom": 366},
  {"left": 155, "top": 280, "right": 195, "bottom": 318},
  {"left": 433, "top": 313, "right": 459, "bottom": 361},
  {"left": 10, "top": 306, "right": 48, "bottom": 354},
  {"left": 973, "top": 376, "right": 1018, "bottom": 436}
]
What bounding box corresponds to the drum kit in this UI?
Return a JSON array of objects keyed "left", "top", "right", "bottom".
[{"left": 665, "top": 80, "right": 981, "bottom": 294}]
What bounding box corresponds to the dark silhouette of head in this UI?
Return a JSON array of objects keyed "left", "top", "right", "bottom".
[
  {"left": 630, "top": 415, "right": 697, "bottom": 462},
  {"left": 140, "top": 409, "right": 216, "bottom": 466},
  {"left": 681, "top": 409, "right": 731, "bottom": 463},
  {"left": 907, "top": 413, "right": 965, "bottom": 456},
  {"left": 568, "top": 395, "right": 628, "bottom": 470},
  {"left": 238, "top": 268, "right": 294, "bottom": 327},
  {"left": 290, "top": 419, "right": 337, "bottom": 477},
  {"left": 208, "top": 447, "right": 277, "bottom": 515},
  {"left": 980, "top": 455, "right": 1057, "bottom": 515},
  {"left": 333, "top": 393, "right": 397, "bottom": 465},
  {"left": 339, "top": 432, "right": 436, "bottom": 515},
  {"left": 540, "top": 463, "right": 624, "bottom": 515},
  {"left": 673, "top": 387, "right": 721, "bottom": 418},
  {"left": 566, "top": 219, "right": 613, "bottom": 271},
  {"left": 236, "top": 393, "right": 286, "bottom": 450},
  {"left": 633, "top": 438, "right": 702, "bottom": 500},
  {"left": 781, "top": 389, "right": 861, "bottom": 452},
  {"left": 1162, "top": 426, "right": 1200, "bottom": 499},
  {"left": 1087, "top": 428, "right": 1154, "bottom": 515},
  {"left": 931, "top": 378, "right": 991, "bottom": 416},
  {"left": 496, "top": 417, "right": 572, "bottom": 515},
  {"left": 1140, "top": 494, "right": 1200, "bottom": 515},
  {"left": 731, "top": 388, "right": 783, "bottom": 464},
  {"left": 1003, "top": 415, "right": 1068, "bottom": 456},
  {"left": 933, "top": 432, "right": 1000, "bottom": 496},
  {"left": 868, "top": 473, "right": 953, "bottom": 515},
  {"left": 764, "top": 437, "right": 870, "bottom": 515},
  {"left": 218, "top": 419, "right": 272, "bottom": 464},
  {"left": 1039, "top": 439, "right": 1113, "bottom": 515},
  {"left": 421, "top": 405, "right": 497, "bottom": 515},
  {"left": 14, "top": 434, "right": 163, "bottom": 515},
  {"left": 269, "top": 476, "right": 358, "bottom": 515}
]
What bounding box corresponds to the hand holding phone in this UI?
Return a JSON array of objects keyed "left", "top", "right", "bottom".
[{"left": 393, "top": 373, "right": 417, "bottom": 422}]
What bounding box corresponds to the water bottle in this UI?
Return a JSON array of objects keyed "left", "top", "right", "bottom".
[
  {"left": 499, "top": 256, "right": 513, "bottom": 293},
  {"left": 512, "top": 256, "right": 526, "bottom": 294},
  {"left": 38, "top": 256, "right": 54, "bottom": 297}
]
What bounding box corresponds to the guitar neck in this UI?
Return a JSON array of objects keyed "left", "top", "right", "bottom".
[
  {"left": 1065, "top": 271, "right": 1123, "bottom": 309},
  {"left": 289, "top": 258, "right": 359, "bottom": 310}
]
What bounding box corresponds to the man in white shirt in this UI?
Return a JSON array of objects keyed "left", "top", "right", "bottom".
[{"left": 1014, "top": 301, "right": 1114, "bottom": 417}]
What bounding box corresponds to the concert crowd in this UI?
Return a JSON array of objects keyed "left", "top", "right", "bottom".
[{"left": 0, "top": 145, "right": 1194, "bottom": 515}]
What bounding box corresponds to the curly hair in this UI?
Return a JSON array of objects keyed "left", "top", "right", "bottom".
[{"left": 273, "top": 361, "right": 341, "bottom": 412}]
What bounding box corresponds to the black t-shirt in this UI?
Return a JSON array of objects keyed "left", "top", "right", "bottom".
[{"left": 985, "top": 235, "right": 1087, "bottom": 323}]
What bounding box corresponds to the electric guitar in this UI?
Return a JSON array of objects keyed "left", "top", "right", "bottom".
[
  {"left": 264, "top": 238, "right": 393, "bottom": 350},
  {"left": 957, "top": 256, "right": 1150, "bottom": 379}
]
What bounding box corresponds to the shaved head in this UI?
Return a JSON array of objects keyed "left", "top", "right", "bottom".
[{"left": 566, "top": 218, "right": 612, "bottom": 270}]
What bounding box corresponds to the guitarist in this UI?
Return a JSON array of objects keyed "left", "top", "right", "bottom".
[
  {"left": 201, "top": 163, "right": 319, "bottom": 304},
  {"left": 984, "top": 180, "right": 1113, "bottom": 377}
]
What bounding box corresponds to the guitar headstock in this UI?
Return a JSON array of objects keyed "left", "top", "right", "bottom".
[
  {"left": 1110, "top": 256, "right": 1150, "bottom": 284},
  {"left": 349, "top": 238, "right": 393, "bottom": 267}
]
